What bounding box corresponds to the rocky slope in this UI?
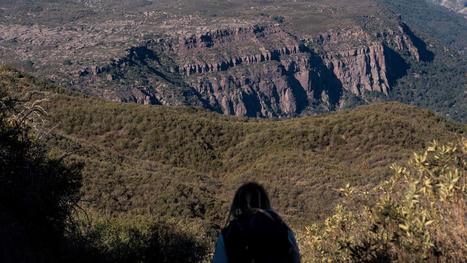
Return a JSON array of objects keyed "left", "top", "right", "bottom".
[
  {"left": 77, "top": 22, "right": 422, "bottom": 117},
  {"left": 1, "top": 0, "right": 463, "bottom": 120},
  {"left": 311, "top": 24, "right": 420, "bottom": 95}
]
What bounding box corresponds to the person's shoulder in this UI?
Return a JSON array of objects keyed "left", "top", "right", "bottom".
[
  {"left": 213, "top": 234, "right": 228, "bottom": 263},
  {"left": 263, "top": 209, "right": 286, "bottom": 224},
  {"left": 215, "top": 234, "right": 224, "bottom": 245},
  {"left": 264, "top": 208, "right": 280, "bottom": 217}
]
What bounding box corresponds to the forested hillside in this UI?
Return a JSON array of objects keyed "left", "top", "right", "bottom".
[
  {"left": 1, "top": 0, "right": 466, "bottom": 262},
  {"left": 1, "top": 66, "right": 464, "bottom": 261},
  {"left": 379, "top": 0, "right": 467, "bottom": 122}
]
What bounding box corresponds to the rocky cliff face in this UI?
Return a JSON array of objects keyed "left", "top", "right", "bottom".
[
  {"left": 174, "top": 25, "right": 301, "bottom": 76},
  {"left": 174, "top": 25, "right": 311, "bottom": 117},
  {"left": 310, "top": 25, "right": 420, "bottom": 97},
  {"left": 190, "top": 58, "right": 309, "bottom": 117},
  {"left": 313, "top": 29, "right": 390, "bottom": 96},
  {"left": 78, "top": 22, "right": 423, "bottom": 117}
]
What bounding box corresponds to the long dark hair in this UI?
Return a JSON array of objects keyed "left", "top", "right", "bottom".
[{"left": 226, "top": 182, "right": 272, "bottom": 225}]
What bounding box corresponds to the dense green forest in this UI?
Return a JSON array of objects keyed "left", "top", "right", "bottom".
[
  {"left": 0, "top": 67, "right": 465, "bottom": 262},
  {"left": 379, "top": 0, "right": 467, "bottom": 122}
]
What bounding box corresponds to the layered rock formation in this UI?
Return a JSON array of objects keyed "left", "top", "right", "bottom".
[
  {"left": 173, "top": 25, "right": 311, "bottom": 117},
  {"left": 79, "top": 23, "right": 423, "bottom": 117},
  {"left": 311, "top": 25, "right": 420, "bottom": 97},
  {"left": 313, "top": 29, "right": 390, "bottom": 96},
  {"left": 191, "top": 60, "right": 309, "bottom": 117},
  {"left": 174, "top": 25, "right": 301, "bottom": 76}
]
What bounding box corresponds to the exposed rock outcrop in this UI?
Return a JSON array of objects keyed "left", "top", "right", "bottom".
[
  {"left": 174, "top": 25, "right": 301, "bottom": 76},
  {"left": 191, "top": 59, "right": 310, "bottom": 117},
  {"left": 312, "top": 28, "right": 397, "bottom": 96},
  {"left": 79, "top": 23, "right": 424, "bottom": 117}
]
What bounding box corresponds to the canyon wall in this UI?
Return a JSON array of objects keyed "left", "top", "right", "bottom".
[{"left": 79, "top": 23, "right": 423, "bottom": 117}]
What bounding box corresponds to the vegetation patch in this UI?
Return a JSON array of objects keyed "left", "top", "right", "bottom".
[{"left": 1, "top": 67, "right": 465, "bottom": 262}]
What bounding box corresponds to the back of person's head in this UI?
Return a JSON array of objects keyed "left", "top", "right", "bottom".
[
  {"left": 222, "top": 183, "right": 299, "bottom": 262},
  {"left": 227, "top": 182, "right": 271, "bottom": 223}
]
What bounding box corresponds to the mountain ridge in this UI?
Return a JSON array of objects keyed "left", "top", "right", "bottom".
[
  {"left": 1, "top": 0, "right": 465, "bottom": 121},
  {"left": 2, "top": 67, "right": 463, "bottom": 229}
]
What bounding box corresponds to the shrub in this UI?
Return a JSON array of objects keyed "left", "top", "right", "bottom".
[
  {"left": 0, "top": 84, "right": 83, "bottom": 262},
  {"left": 66, "top": 216, "right": 211, "bottom": 263},
  {"left": 273, "top": 15, "right": 285, "bottom": 23},
  {"left": 299, "top": 140, "right": 467, "bottom": 262}
]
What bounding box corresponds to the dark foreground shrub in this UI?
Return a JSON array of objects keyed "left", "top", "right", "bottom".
[
  {"left": 0, "top": 83, "right": 83, "bottom": 262},
  {"left": 65, "top": 217, "right": 210, "bottom": 263}
]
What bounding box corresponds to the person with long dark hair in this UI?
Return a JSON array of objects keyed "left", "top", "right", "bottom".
[{"left": 213, "top": 182, "right": 300, "bottom": 263}]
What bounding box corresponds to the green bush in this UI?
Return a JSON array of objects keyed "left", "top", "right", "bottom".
[
  {"left": 1, "top": 67, "right": 465, "bottom": 262},
  {"left": 66, "top": 216, "right": 210, "bottom": 263},
  {"left": 299, "top": 140, "right": 467, "bottom": 262},
  {"left": 0, "top": 80, "right": 83, "bottom": 262}
]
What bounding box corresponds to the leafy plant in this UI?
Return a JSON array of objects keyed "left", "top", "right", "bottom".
[
  {"left": 66, "top": 215, "right": 210, "bottom": 263},
  {"left": 299, "top": 140, "right": 467, "bottom": 262},
  {"left": 0, "top": 76, "right": 83, "bottom": 263}
]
